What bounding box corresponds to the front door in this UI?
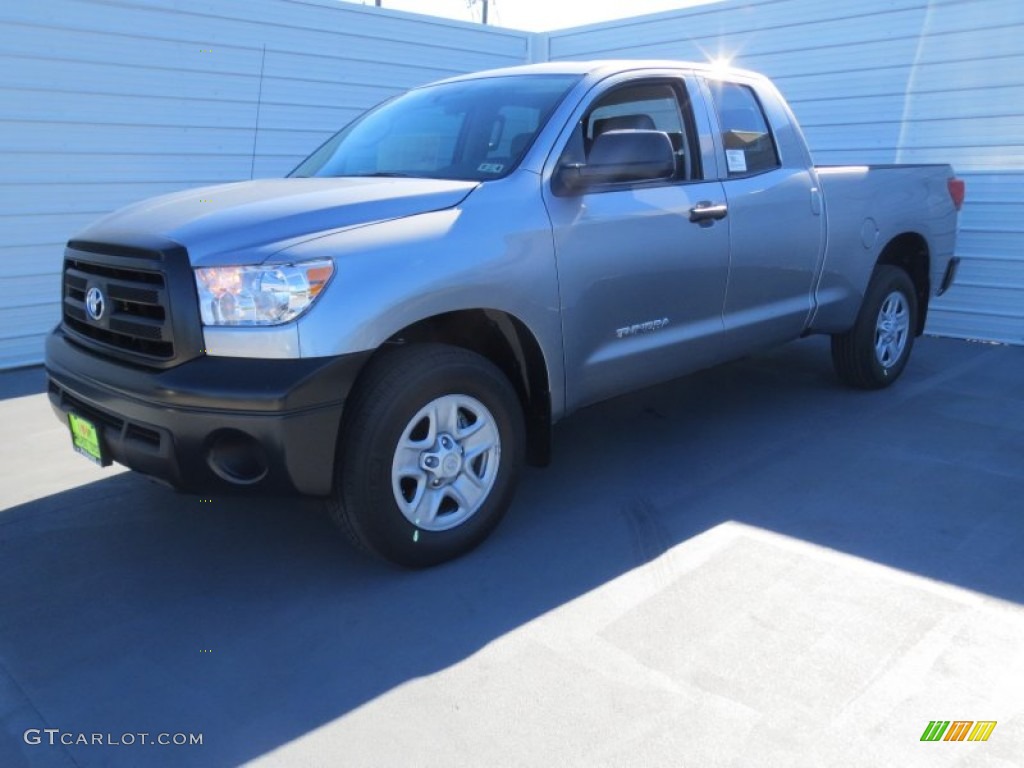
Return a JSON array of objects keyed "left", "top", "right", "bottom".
[{"left": 542, "top": 77, "right": 731, "bottom": 411}]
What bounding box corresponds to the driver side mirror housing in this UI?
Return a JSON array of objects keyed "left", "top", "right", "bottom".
[{"left": 556, "top": 130, "right": 676, "bottom": 194}]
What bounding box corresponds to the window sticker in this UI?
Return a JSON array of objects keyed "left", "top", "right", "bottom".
[
  {"left": 478, "top": 162, "right": 504, "bottom": 174},
  {"left": 726, "top": 149, "right": 747, "bottom": 174}
]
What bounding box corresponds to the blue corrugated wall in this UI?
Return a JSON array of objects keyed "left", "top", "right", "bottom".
[
  {"left": 0, "top": 0, "right": 531, "bottom": 368},
  {"left": 1, "top": 0, "right": 1021, "bottom": 368}
]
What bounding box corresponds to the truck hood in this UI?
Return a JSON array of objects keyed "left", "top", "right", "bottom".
[{"left": 74, "top": 177, "right": 479, "bottom": 266}]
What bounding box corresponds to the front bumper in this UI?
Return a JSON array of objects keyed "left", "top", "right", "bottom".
[{"left": 45, "top": 329, "right": 373, "bottom": 495}]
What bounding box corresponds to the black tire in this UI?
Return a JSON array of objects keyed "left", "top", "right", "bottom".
[
  {"left": 831, "top": 265, "right": 918, "bottom": 389},
  {"left": 327, "top": 343, "right": 525, "bottom": 567}
]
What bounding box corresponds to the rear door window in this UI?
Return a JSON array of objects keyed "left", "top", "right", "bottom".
[{"left": 708, "top": 81, "right": 780, "bottom": 177}]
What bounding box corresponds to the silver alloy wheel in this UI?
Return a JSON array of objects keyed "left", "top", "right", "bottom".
[
  {"left": 874, "top": 290, "right": 910, "bottom": 368},
  {"left": 391, "top": 394, "right": 501, "bottom": 531}
]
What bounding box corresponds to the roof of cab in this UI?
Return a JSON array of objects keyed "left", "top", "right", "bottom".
[{"left": 431, "top": 59, "right": 765, "bottom": 86}]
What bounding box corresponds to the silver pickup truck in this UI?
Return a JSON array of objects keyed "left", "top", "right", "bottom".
[{"left": 45, "top": 60, "right": 963, "bottom": 566}]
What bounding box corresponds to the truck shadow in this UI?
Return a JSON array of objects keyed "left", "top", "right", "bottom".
[{"left": 1, "top": 337, "right": 1021, "bottom": 766}]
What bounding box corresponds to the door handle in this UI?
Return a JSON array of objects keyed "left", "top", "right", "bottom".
[{"left": 689, "top": 201, "right": 729, "bottom": 223}]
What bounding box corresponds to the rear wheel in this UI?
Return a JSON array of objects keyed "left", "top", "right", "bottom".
[
  {"left": 831, "top": 265, "right": 918, "bottom": 389},
  {"left": 328, "top": 343, "right": 525, "bottom": 567}
]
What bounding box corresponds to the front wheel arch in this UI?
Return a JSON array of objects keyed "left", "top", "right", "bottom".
[
  {"left": 379, "top": 309, "right": 552, "bottom": 466},
  {"left": 328, "top": 343, "right": 526, "bottom": 567}
]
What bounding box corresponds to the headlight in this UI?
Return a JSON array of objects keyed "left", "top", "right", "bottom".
[{"left": 194, "top": 260, "right": 334, "bottom": 326}]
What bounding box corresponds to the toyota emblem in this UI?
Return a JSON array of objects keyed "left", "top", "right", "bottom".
[{"left": 85, "top": 286, "right": 106, "bottom": 321}]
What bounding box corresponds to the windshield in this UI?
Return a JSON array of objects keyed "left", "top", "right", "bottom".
[{"left": 290, "top": 74, "right": 580, "bottom": 182}]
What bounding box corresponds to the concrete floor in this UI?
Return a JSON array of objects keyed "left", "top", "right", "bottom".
[{"left": 0, "top": 336, "right": 1022, "bottom": 767}]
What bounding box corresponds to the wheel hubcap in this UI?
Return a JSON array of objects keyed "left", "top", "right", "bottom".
[
  {"left": 392, "top": 394, "right": 501, "bottom": 531},
  {"left": 874, "top": 291, "right": 910, "bottom": 369},
  {"left": 420, "top": 434, "right": 464, "bottom": 484}
]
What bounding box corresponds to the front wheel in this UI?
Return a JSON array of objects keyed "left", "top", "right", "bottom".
[
  {"left": 328, "top": 344, "right": 525, "bottom": 567},
  {"left": 831, "top": 265, "right": 918, "bottom": 389}
]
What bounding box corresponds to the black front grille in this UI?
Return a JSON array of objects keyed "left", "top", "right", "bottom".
[
  {"left": 63, "top": 257, "right": 174, "bottom": 359},
  {"left": 59, "top": 237, "right": 204, "bottom": 369}
]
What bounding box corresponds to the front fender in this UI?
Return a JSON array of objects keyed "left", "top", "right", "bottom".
[{"left": 289, "top": 173, "right": 566, "bottom": 418}]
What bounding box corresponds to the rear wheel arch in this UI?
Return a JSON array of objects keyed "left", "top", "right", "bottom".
[
  {"left": 831, "top": 264, "right": 918, "bottom": 389},
  {"left": 876, "top": 233, "right": 930, "bottom": 335}
]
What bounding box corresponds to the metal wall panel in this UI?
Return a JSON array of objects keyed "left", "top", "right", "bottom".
[
  {"left": 549, "top": 0, "right": 1024, "bottom": 344},
  {"left": 0, "top": 0, "right": 530, "bottom": 369},
  {"left": 2, "top": 0, "right": 1021, "bottom": 371}
]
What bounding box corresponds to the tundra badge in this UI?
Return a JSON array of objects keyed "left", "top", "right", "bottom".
[{"left": 616, "top": 318, "right": 670, "bottom": 339}]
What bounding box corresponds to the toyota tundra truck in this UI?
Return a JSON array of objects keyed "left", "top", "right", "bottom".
[{"left": 45, "top": 60, "right": 964, "bottom": 566}]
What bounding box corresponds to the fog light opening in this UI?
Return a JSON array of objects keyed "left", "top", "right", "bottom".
[{"left": 206, "top": 431, "right": 269, "bottom": 485}]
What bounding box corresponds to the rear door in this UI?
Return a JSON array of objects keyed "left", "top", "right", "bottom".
[
  {"left": 701, "top": 77, "right": 825, "bottom": 348},
  {"left": 542, "top": 73, "right": 732, "bottom": 411}
]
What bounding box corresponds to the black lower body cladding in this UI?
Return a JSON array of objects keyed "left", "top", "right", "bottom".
[{"left": 45, "top": 329, "right": 373, "bottom": 495}]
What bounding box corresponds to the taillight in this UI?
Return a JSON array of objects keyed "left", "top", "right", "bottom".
[{"left": 947, "top": 178, "right": 965, "bottom": 211}]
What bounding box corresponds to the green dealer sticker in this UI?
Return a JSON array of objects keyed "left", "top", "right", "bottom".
[{"left": 68, "top": 413, "right": 104, "bottom": 465}]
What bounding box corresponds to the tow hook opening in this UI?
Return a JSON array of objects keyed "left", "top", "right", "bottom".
[{"left": 206, "top": 430, "right": 269, "bottom": 485}]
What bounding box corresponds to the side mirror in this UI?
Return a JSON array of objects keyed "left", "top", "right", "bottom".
[{"left": 557, "top": 130, "right": 676, "bottom": 193}]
